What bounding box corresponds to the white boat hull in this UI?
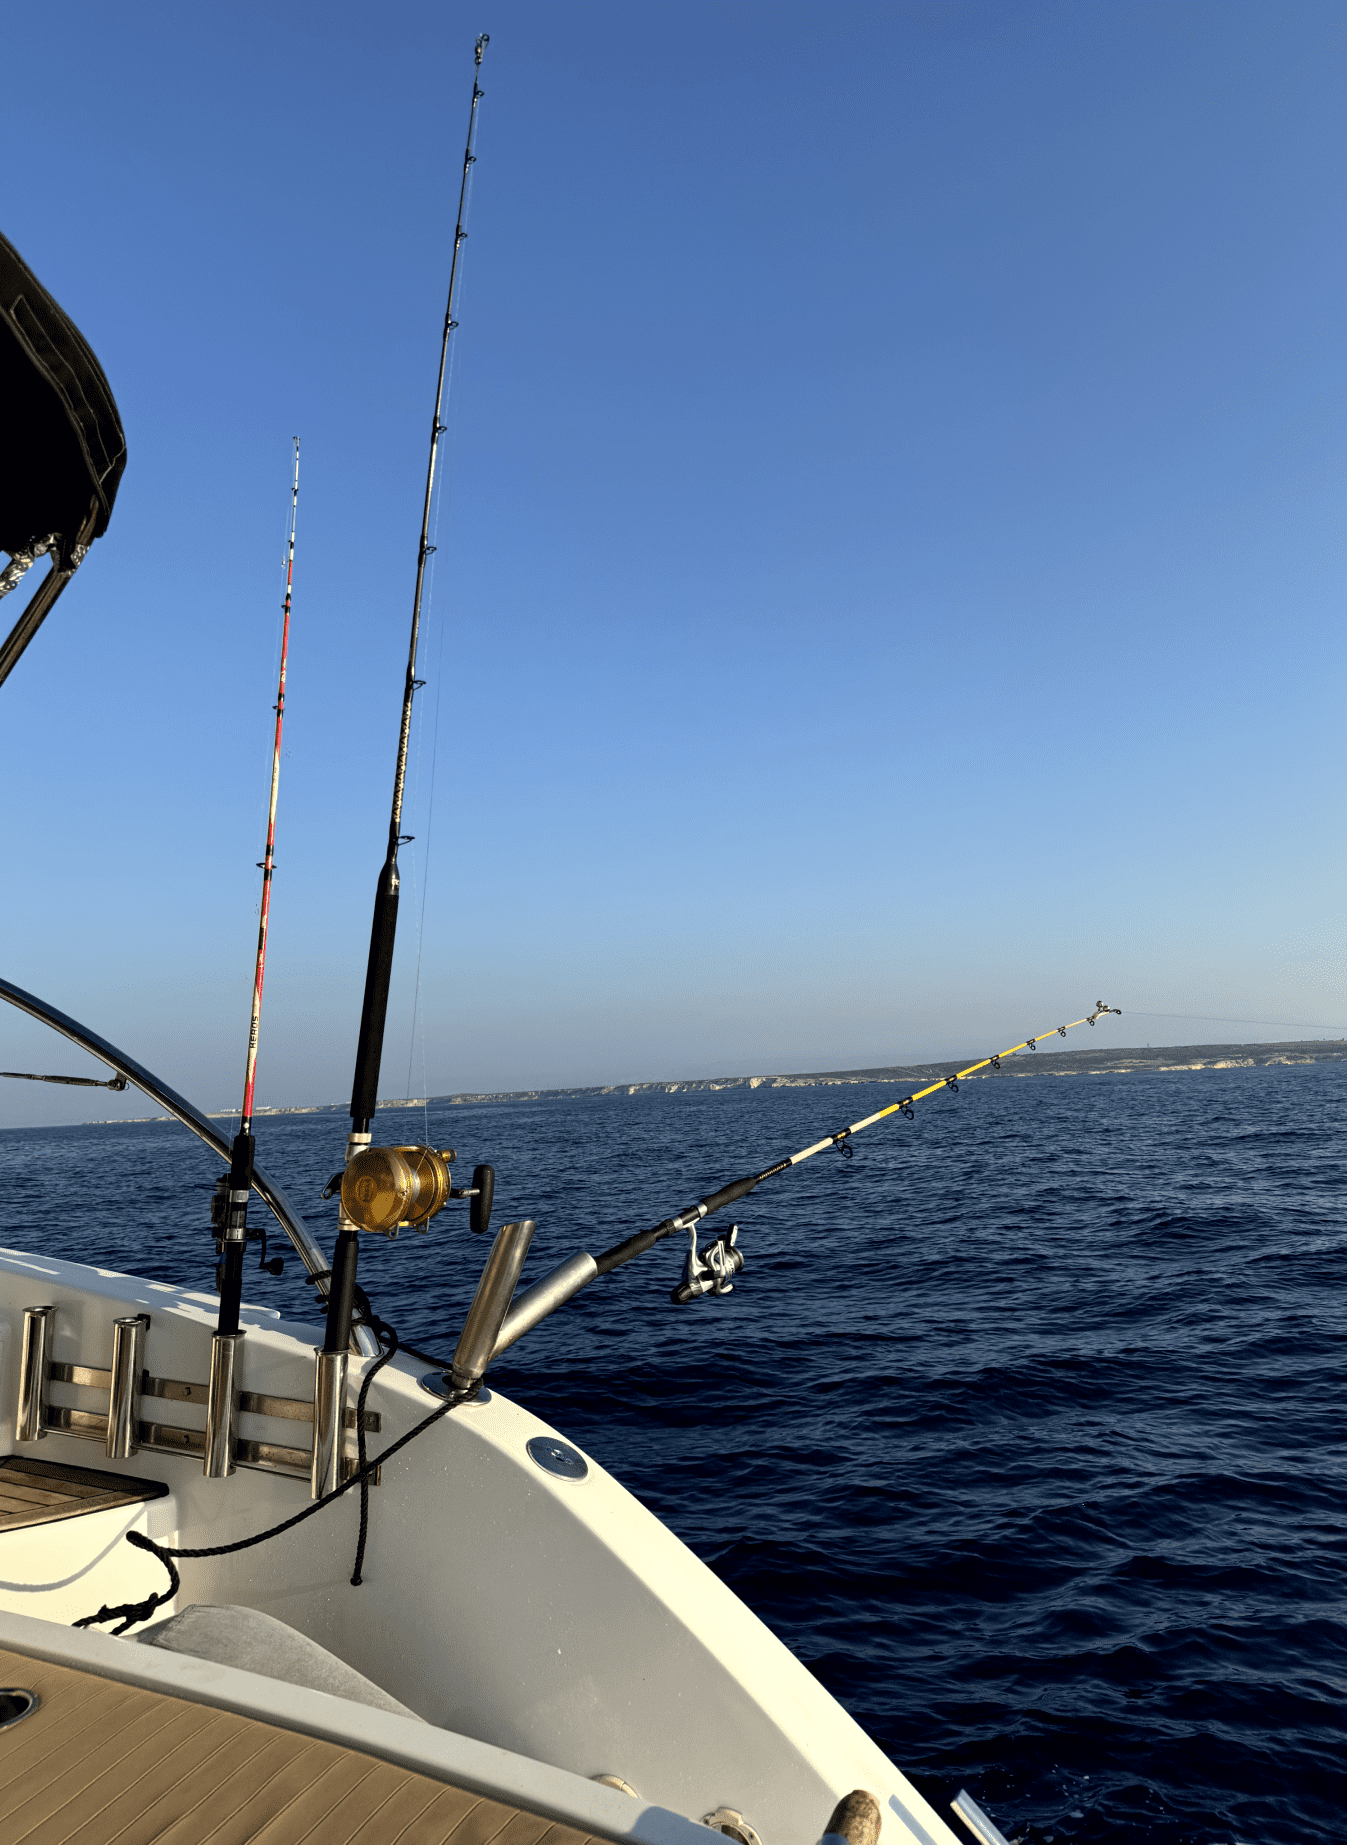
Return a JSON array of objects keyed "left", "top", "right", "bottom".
[{"left": 0, "top": 1250, "right": 960, "bottom": 1845}]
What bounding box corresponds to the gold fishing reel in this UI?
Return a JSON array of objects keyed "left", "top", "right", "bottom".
[{"left": 340, "top": 1145, "right": 456, "bottom": 1235}]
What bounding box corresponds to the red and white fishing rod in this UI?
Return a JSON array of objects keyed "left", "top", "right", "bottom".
[
  {"left": 241, "top": 436, "right": 300, "bottom": 1138},
  {"left": 213, "top": 439, "right": 300, "bottom": 1358}
]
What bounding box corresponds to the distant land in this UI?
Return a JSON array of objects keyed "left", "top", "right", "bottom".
[{"left": 83, "top": 1038, "right": 1343, "bottom": 1125}]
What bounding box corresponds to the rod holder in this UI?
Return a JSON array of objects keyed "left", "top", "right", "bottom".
[
  {"left": 492, "top": 1252, "right": 597, "bottom": 1359},
  {"left": 202, "top": 1331, "right": 244, "bottom": 1478},
  {"left": 311, "top": 1347, "right": 349, "bottom": 1499},
  {"left": 106, "top": 1315, "right": 147, "bottom": 1460},
  {"left": 15, "top": 1306, "right": 54, "bottom": 1443},
  {"left": 449, "top": 1219, "right": 535, "bottom": 1395}
]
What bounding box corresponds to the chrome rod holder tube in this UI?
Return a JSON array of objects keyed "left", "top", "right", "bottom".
[
  {"left": 310, "top": 1348, "right": 349, "bottom": 1499},
  {"left": 202, "top": 1331, "right": 244, "bottom": 1478},
  {"left": 106, "top": 1315, "right": 147, "bottom": 1460},
  {"left": 492, "top": 1251, "right": 597, "bottom": 1359},
  {"left": 16, "top": 1306, "right": 54, "bottom": 1443},
  {"left": 450, "top": 1219, "right": 535, "bottom": 1395}
]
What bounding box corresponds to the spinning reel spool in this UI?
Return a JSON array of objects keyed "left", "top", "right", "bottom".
[{"left": 671, "top": 1223, "right": 745, "bottom": 1305}]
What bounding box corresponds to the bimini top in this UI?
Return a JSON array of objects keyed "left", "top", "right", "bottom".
[
  {"left": 0, "top": 230, "right": 125, "bottom": 561},
  {"left": 0, "top": 229, "right": 126, "bottom": 686}
]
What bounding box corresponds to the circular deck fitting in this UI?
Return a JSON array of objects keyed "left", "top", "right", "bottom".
[
  {"left": 418, "top": 1373, "right": 492, "bottom": 1406},
  {"left": 703, "top": 1810, "right": 763, "bottom": 1845},
  {"left": 0, "top": 1689, "right": 39, "bottom": 1732},
  {"left": 526, "top": 1436, "right": 588, "bottom": 1481}
]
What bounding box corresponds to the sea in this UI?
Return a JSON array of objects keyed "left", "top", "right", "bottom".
[{"left": 4, "top": 1057, "right": 1345, "bottom": 1845}]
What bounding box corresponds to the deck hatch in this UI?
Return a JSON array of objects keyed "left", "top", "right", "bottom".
[{"left": 0, "top": 1454, "right": 168, "bottom": 1532}]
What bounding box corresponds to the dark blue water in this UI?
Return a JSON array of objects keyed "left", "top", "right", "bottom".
[{"left": 4, "top": 1060, "right": 1345, "bottom": 1844}]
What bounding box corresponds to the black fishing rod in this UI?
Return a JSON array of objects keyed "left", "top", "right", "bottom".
[{"left": 323, "top": 36, "right": 492, "bottom": 1372}]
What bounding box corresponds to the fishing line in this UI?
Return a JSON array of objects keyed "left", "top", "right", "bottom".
[
  {"left": 1125, "top": 1010, "right": 1346, "bottom": 1034},
  {"left": 403, "top": 624, "right": 438, "bottom": 1131},
  {"left": 400, "top": 448, "right": 447, "bottom": 1118},
  {"left": 402, "top": 77, "right": 483, "bottom": 1131},
  {"left": 404, "top": 422, "right": 450, "bottom": 1135}
]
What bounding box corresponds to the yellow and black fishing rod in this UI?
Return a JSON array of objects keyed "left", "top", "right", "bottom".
[
  {"left": 472, "top": 1000, "right": 1127, "bottom": 1354},
  {"left": 592, "top": 1000, "right": 1123, "bottom": 1298}
]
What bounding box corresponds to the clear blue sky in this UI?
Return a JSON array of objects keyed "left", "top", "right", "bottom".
[{"left": 2, "top": 0, "right": 1343, "bottom": 1129}]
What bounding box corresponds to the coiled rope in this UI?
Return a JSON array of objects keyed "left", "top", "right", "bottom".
[{"left": 74, "top": 1362, "right": 468, "bottom": 1636}]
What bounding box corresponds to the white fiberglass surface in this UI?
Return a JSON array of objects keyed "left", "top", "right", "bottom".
[{"left": 0, "top": 1250, "right": 958, "bottom": 1845}]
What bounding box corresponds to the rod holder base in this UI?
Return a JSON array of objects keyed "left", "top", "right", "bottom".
[
  {"left": 450, "top": 1219, "right": 535, "bottom": 1395},
  {"left": 16, "top": 1307, "right": 54, "bottom": 1443},
  {"left": 418, "top": 1374, "right": 491, "bottom": 1405},
  {"left": 311, "top": 1347, "right": 349, "bottom": 1499},
  {"left": 203, "top": 1331, "right": 244, "bottom": 1478},
  {"left": 106, "top": 1315, "right": 148, "bottom": 1460}
]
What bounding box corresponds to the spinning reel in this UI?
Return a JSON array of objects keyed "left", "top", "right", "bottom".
[{"left": 671, "top": 1222, "right": 745, "bottom": 1305}]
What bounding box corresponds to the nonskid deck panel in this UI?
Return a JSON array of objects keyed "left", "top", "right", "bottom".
[
  {"left": 0, "top": 1642, "right": 624, "bottom": 1845},
  {"left": 0, "top": 1455, "right": 168, "bottom": 1534}
]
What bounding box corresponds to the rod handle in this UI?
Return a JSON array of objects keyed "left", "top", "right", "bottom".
[{"left": 469, "top": 1164, "right": 494, "bottom": 1236}]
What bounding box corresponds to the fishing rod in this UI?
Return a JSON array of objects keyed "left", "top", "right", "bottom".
[
  {"left": 345, "top": 33, "right": 488, "bottom": 1157},
  {"left": 313, "top": 38, "right": 494, "bottom": 1486},
  {"left": 593, "top": 999, "right": 1125, "bottom": 1295},
  {"left": 206, "top": 438, "right": 301, "bottom": 1478},
  {"left": 455, "top": 1002, "right": 1127, "bottom": 1364}
]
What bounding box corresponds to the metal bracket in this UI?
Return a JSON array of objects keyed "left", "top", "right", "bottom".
[{"left": 34, "top": 1344, "right": 378, "bottom": 1484}]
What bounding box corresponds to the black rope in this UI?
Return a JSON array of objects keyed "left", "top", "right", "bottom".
[
  {"left": 349, "top": 1293, "right": 399, "bottom": 1586},
  {"left": 300, "top": 1274, "right": 457, "bottom": 1577},
  {"left": 73, "top": 1373, "right": 468, "bottom": 1635}
]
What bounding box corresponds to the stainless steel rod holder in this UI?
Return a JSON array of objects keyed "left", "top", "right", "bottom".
[
  {"left": 202, "top": 1331, "right": 244, "bottom": 1478},
  {"left": 16, "top": 1306, "right": 54, "bottom": 1442},
  {"left": 106, "top": 1315, "right": 147, "bottom": 1460},
  {"left": 492, "top": 1251, "right": 597, "bottom": 1358},
  {"left": 451, "top": 1219, "right": 535, "bottom": 1393},
  {"left": 311, "top": 1348, "right": 349, "bottom": 1499}
]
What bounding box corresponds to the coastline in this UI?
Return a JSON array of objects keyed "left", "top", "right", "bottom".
[{"left": 63, "top": 1037, "right": 1347, "bottom": 1127}]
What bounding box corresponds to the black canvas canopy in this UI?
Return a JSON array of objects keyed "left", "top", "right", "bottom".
[{"left": 0, "top": 229, "right": 126, "bottom": 686}]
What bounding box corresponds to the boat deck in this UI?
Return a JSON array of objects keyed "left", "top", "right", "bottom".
[{"left": 0, "top": 1644, "right": 620, "bottom": 1845}]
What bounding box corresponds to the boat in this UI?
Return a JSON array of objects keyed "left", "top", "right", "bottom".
[{"left": 0, "top": 57, "right": 1010, "bottom": 1845}]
